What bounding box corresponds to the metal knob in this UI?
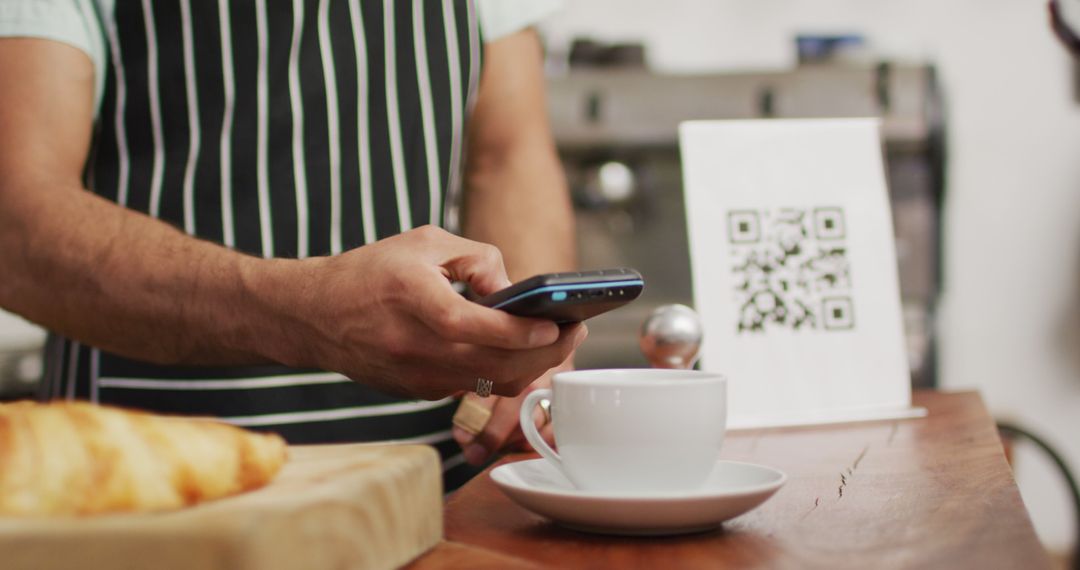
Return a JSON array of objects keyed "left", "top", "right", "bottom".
[{"left": 639, "top": 304, "right": 704, "bottom": 369}]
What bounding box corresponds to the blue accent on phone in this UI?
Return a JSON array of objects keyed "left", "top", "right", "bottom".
[
  {"left": 477, "top": 268, "right": 644, "bottom": 323},
  {"left": 490, "top": 279, "right": 644, "bottom": 310}
]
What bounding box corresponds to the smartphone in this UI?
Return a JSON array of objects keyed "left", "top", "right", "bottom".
[{"left": 477, "top": 268, "right": 644, "bottom": 324}]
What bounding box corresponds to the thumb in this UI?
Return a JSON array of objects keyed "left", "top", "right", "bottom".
[{"left": 441, "top": 241, "right": 513, "bottom": 297}]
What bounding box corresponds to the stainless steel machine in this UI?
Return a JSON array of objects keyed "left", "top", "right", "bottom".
[{"left": 552, "top": 62, "right": 946, "bottom": 388}]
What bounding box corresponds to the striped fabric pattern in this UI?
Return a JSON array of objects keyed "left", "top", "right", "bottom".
[{"left": 42, "top": 0, "right": 483, "bottom": 490}]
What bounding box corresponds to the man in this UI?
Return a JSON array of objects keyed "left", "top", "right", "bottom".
[{"left": 0, "top": 0, "right": 579, "bottom": 489}]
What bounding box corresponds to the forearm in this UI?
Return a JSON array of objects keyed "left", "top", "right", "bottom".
[
  {"left": 460, "top": 29, "right": 576, "bottom": 280},
  {"left": 0, "top": 176, "right": 583, "bottom": 399},
  {"left": 0, "top": 178, "right": 310, "bottom": 367},
  {"left": 462, "top": 140, "right": 576, "bottom": 280},
  {"left": 0, "top": 39, "right": 317, "bottom": 369}
]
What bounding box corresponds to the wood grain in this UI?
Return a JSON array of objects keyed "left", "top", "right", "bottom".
[
  {"left": 0, "top": 444, "right": 443, "bottom": 570},
  {"left": 407, "top": 541, "right": 544, "bottom": 570},
  {"left": 436, "top": 391, "right": 1048, "bottom": 569}
]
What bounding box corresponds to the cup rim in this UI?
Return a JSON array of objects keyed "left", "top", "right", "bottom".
[{"left": 553, "top": 368, "right": 726, "bottom": 387}]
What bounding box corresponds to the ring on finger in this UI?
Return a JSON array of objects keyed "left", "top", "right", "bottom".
[
  {"left": 475, "top": 377, "right": 494, "bottom": 398},
  {"left": 539, "top": 398, "right": 552, "bottom": 427}
]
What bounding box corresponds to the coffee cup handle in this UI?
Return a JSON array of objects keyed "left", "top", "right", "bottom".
[{"left": 520, "top": 389, "right": 561, "bottom": 469}]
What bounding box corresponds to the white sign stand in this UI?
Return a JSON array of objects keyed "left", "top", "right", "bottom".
[{"left": 679, "top": 119, "right": 925, "bottom": 429}]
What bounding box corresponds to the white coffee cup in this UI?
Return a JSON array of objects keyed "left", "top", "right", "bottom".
[{"left": 520, "top": 369, "right": 727, "bottom": 494}]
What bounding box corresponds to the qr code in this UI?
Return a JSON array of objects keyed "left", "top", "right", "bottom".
[{"left": 728, "top": 207, "right": 854, "bottom": 333}]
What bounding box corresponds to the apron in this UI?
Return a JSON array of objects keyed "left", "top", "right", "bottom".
[{"left": 42, "top": 0, "right": 483, "bottom": 490}]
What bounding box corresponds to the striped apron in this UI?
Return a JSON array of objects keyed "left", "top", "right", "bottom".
[{"left": 40, "top": 0, "right": 483, "bottom": 490}]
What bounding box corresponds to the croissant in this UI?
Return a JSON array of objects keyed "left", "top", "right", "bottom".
[{"left": 0, "top": 400, "right": 287, "bottom": 516}]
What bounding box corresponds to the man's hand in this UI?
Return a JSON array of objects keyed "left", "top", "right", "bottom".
[
  {"left": 451, "top": 358, "right": 571, "bottom": 465},
  {"left": 273, "top": 226, "right": 586, "bottom": 400}
]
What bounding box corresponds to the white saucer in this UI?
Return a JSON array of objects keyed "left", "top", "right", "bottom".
[{"left": 490, "top": 458, "right": 786, "bottom": 536}]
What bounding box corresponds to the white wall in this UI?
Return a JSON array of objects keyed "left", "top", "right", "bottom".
[{"left": 541, "top": 0, "right": 1080, "bottom": 552}]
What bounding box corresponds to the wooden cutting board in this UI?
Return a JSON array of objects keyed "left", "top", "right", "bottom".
[{"left": 0, "top": 443, "right": 443, "bottom": 570}]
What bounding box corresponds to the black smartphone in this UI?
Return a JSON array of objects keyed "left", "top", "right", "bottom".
[{"left": 477, "top": 268, "right": 644, "bottom": 324}]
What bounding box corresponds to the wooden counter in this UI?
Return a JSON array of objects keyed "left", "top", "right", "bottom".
[{"left": 409, "top": 391, "right": 1048, "bottom": 569}]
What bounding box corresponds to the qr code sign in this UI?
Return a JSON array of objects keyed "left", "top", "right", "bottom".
[{"left": 728, "top": 207, "right": 854, "bottom": 333}]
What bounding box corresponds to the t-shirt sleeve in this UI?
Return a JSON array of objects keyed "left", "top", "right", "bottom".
[
  {"left": 476, "top": 0, "right": 564, "bottom": 42},
  {"left": 0, "top": 0, "right": 106, "bottom": 110},
  {"left": 0, "top": 0, "right": 95, "bottom": 56}
]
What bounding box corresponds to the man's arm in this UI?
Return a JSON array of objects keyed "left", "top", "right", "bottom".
[
  {"left": 454, "top": 29, "right": 577, "bottom": 462},
  {"left": 0, "top": 39, "right": 583, "bottom": 399},
  {"left": 461, "top": 29, "right": 576, "bottom": 281}
]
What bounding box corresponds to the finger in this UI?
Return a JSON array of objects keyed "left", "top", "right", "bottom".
[
  {"left": 440, "top": 324, "right": 587, "bottom": 397},
  {"left": 413, "top": 226, "right": 511, "bottom": 295},
  {"left": 413, "top": 272, "right": 559, "bottom": 350},
  {"left": 510, "top": 406, "right": 554, "bottom": 450},
  {"left": 471, "top": 396, "right": 527, "bottom": 463},
  {"left": 453, "top": 422, "right": 493, "bottom": 466},
  {"left": 436, "top": 236, "right": 512, "bottom": 296},
  {"left": 489, "top": 324, "right": 586, "bottom": 396},
  {"left": 452, "top": 394, "right": 495, "bottom": 445},
  {"left": 452, "top": 393, "right": 502, "bottom": 466},
  {"left": 541, "top": 422, "right": 555, "bottom": 447},
  {"left": 413, "top": 324, "right": 586, "bottom": 397}
]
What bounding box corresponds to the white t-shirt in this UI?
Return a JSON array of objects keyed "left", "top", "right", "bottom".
[{"left": 0, "top": 0, "right": 562, "bottom": 113}]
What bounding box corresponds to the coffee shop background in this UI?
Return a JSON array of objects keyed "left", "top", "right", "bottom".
[{"left": 1, "top": 0, "right": 1078, "bottom": 556}]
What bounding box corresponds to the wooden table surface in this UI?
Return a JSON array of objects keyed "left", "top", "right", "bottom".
[{"left": 408, "top": 391, "right": 1048, "bottom": 569}]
